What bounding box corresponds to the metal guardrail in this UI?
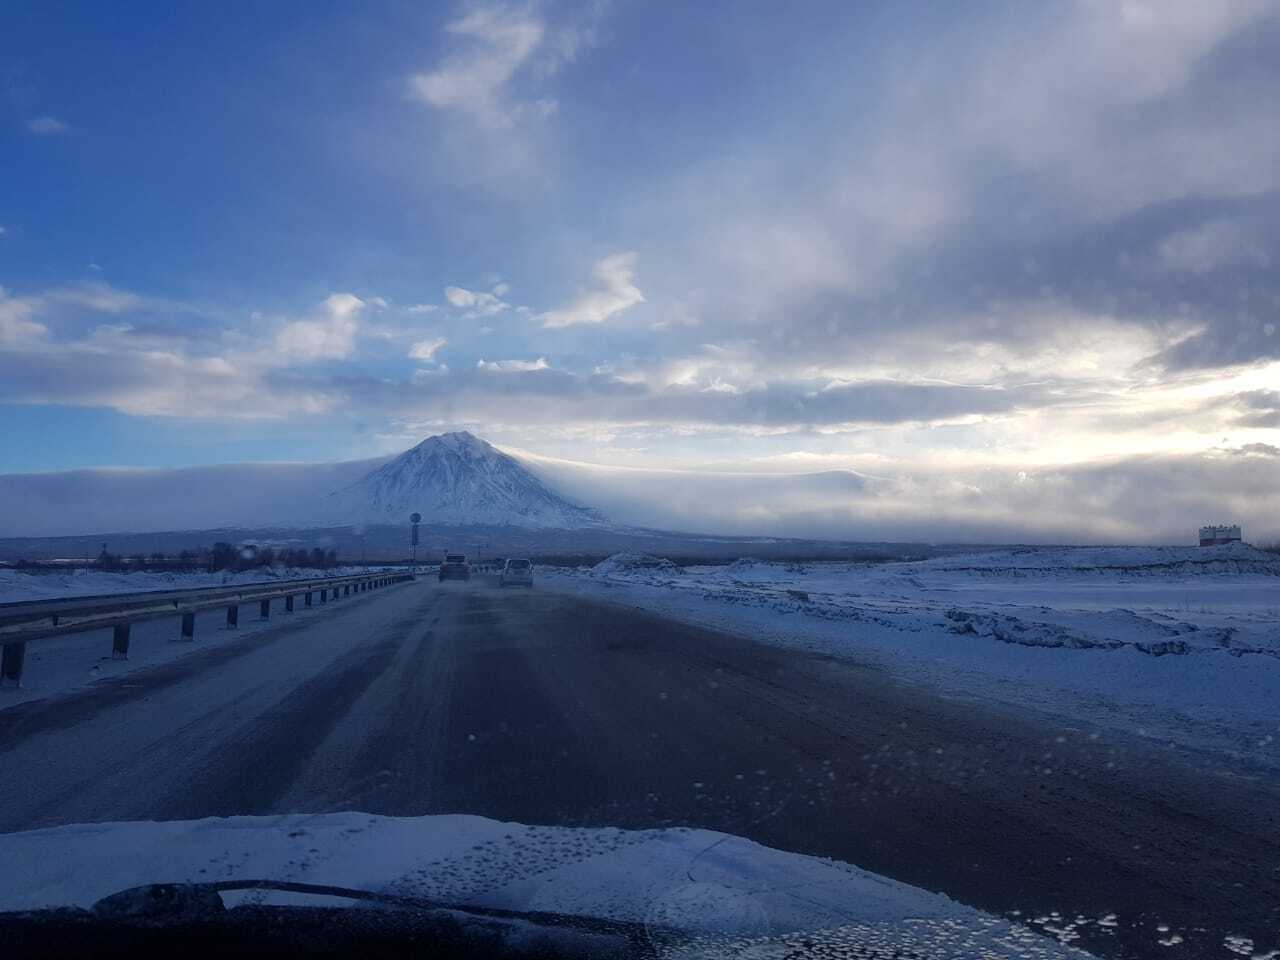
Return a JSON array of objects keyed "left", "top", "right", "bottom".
[{"left": 0, "top": 571, "right": 415, "bottom": 687}]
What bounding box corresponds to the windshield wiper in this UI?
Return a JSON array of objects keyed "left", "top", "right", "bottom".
[
  {"left": 1, "top": 880, "right": 671, "bottom": 959},
  {"left": 94, "top": 878, "right": 666, "bottom": 942}
]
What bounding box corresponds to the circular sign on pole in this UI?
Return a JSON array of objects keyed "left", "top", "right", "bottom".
[{"left": 409, "top": 513, "right": 422, "bottom": 573}]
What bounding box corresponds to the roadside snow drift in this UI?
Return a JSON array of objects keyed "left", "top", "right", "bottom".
[{"left": 0, "top": 812, "right": 1093, "bottom": 958}]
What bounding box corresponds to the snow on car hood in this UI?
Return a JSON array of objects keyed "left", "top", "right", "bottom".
[{"left": 0, "top": 812, "right": 1091, "bottom": 958}]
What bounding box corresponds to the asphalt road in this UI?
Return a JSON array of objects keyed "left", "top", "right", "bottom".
[{"left": 1, "top": 578, "right": 1277, "bottom": 958}]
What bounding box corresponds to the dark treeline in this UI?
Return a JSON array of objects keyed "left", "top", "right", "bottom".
[
  {"left": 60, "top": 544, "right": 343, "bottom": 573},
  {"left": 205, "top": 543, "right": 339, "bottom": 572}
]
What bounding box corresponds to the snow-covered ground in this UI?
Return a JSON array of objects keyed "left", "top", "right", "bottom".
[
  {"left": 543, "top": 545, "right": 1280, "bottom": 768},
  {"left": 0, "top": 564, "right": 392, "bottom": 604},
  {"left": 0, "top": 812, "right": 1094, "bottom": 958}
]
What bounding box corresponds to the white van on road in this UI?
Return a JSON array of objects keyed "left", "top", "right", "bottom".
[{"left": 499, "top": 558, "right": 533, "bottom": 588}]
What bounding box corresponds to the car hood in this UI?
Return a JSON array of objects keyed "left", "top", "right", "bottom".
[{"left": 0, "top": 812, "right": 1092, "bottom": 958}]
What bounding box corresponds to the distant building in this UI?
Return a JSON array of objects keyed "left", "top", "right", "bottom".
[{"left": 1199, "top": 524, "right": 1242, "bottom": 547}]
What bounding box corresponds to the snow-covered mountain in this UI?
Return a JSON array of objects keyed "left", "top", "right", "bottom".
[{"left": 330, "top": 432, "right": 609, "bottom": 529}]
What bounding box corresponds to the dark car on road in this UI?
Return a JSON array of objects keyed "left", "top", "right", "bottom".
[{"left": 438, "top": 554, "right": 470, "bottom": 581}]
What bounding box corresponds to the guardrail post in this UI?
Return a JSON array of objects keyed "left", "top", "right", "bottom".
[
  {"left": 226, "top": 604, "right": 239, "bottom": 629},
  {"left": 344, "top": 584, "right": 350, "bottom": 597},
  {"left": 319, "top": 588, "right": 327, "bottom": 604},
  {"left": 285, "top": 595, "right": 295, "bottom": 613},
  {"left": 305, "top": 591, "right": 313, "bottom": 607},
  {"left": 112, "top": 623, "right": 131, "bottom": 660},
  {"left": 1, "top": 642, "right": 25, "bottom": 686},
  {"left": 259, "top": 598, "right": 270, "bottom": 620},
  {"left": 180, "top": 611, "right": 195, "bottom": 641}
]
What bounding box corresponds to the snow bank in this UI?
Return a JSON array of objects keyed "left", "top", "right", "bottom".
[
  {"left": 545, "top": 546, "right": 1280, "bottom": 766},
  {"left": 0, "top": 812, "right": 1093, "bottom": 957}
]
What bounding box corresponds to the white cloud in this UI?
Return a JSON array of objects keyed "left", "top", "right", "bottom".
[
  {"left": 408, "top": 5, "right": 553, "bottom": 129},
  {"left": 444, "top": 284, "right": 511, "bottom": 317},
  {"left": 405, "top": 4, "right": 602, "bottom": 185},
  {"left": 444, "top": 286, "right": 478, "bottom": 307},
  {"left": 406, "top": 303, "right": 438, "bottom": 315},
  {"left": 411, "top": 364, "right": 451, "bottom": 382},
  {"left": 0, "top": 285, "right": 348, "bottom": 418},
  {"left": 28, "top": 116, "right": 69, "bottom": 135},
  {"left": 274, "top": 293, "right": 365, "bottom": 363},
  {"left": 408, "top": 336, "right": 448, "bottom": 361},
  {"left": 0, "top": 283, "right": 146, "bottom": 346},
  {"left": 539, "top": 253, "right": 645, "bottom": 328},
  {"left": 476, "top": 356, "right": 549, "bottom": 372},
  {"left": 0, "top": 288, "right": 49, "bottom": 346},
  {"left": 368, "top": 296, "right": 389, "bottom": 309}
]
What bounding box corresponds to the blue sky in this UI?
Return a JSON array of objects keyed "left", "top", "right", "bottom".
[{"left": 3, "top": 1, "right": 1279, "bottom": 538}]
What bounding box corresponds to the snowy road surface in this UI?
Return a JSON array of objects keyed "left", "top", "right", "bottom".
[{"left": 1, "top": 577, "right": 1276, "bottom": 958}]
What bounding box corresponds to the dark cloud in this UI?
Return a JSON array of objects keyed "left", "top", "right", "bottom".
[
  {"left": 1233, "top": 442, "right": 1280, "bottom": 458},
  {"left": 1152, "top": 315, "right": 1280, "bottom": 372},
  {"left": 1232, "top": 390, "right": 1280, "bottom": 429}
]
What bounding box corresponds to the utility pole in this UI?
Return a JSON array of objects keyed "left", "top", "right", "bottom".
[{"left": 410, "top": 513, "right": 421, "bottom": 577}]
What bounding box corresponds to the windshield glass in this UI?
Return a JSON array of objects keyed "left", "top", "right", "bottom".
[{"left": 2, "top": 3, "right": 1278, "bottom": 959}]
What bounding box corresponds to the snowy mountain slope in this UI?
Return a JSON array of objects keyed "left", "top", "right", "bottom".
[{"left": 329, "top": 431, "right": 610, "bottom": 529}]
